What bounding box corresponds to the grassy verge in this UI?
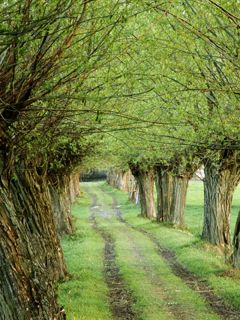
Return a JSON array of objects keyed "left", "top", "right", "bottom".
[
  {"left": 100, "top": 181, "right": 240, "bottom": 310},
  {"left": 58, "top": 193, "right": 111, "bottom": 320}
]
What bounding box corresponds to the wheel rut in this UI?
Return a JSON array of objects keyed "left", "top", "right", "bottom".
[
  {"left": 88, "top": 192, "right": 136, "bottom": 320},
  {"left": 110, "top": 193, "right": 240, "bottom": 320},
  {"left": 123, "top": 230, "right": 193, "bottom": 320}
]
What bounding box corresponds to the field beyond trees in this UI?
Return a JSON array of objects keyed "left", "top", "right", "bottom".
[{"left": 59, "top": 181, "right": 240, "bottom": 320}]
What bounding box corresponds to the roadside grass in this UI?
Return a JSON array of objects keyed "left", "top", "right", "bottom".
[
  {"left": 58, "top": 193, "right": 111, "bottom": 320},
  {"left": 100, "top": 181, "right": 240, "bottom": 310},
  {"left": 94, "top": 186, "right": 220, "bottom": 320}
]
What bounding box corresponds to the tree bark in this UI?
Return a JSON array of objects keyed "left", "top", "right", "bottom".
[
  {"left": 128, "top": 183, "right": 140, "bottom": 205},
  {"left": 170, "top": 175, "right": 189, "bottom": 225},
  {"left": 115, "top": 171, "right": 124, "bottom": 189},
  {"left": 69, "top": 173, "right": 80, "bottom": 204},
  {"left": 49, "top": 173, "right": 75, "bottom": 236},
  {"left": 155, "top": 166, "right": 173, "bottom": 222},
  {"left": 107, "top": 169, "right": 137, "bottom": 193},
  {"left": 130, "top": 164, "right": 156, "bottom": 219},
  {"left": 202, "top": 155, "right": 240, "bottom": 246},
  {"left": 129, "top": 188, "right": 140, "bottom": 204},
  {"left": 107, "top": 169, "right": 122, "bottom": 189},
  {"left": 155, "top": 152, "right": 199, "bottom": 226},
  {"left": 0, "top": 161, "right": 66, "bottom": 320},
  {"left": 127, "top": 171, "right": 139, "bottom": 204},
  {"left": 233, "top": 211, "right": 240, "bottom": 268}
]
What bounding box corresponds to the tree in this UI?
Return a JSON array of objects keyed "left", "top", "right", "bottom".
[
  {"left": 233, "top": 210, "right": 240, "bottom": 268},
  {"left": 202, "top": 149, "right": 240, "bottom": 246},
  {"left": 155, "top": 164, "right": 173, "bottom": 222},
  {"left": 0, "top": 0, "right": 135, "bottom": 317},
  {"left": 129, "top": 161, "right": 156, "bottom": 219}
]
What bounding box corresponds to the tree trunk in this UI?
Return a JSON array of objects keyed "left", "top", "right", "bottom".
[
  {"left": 0, "top": 162, "right": 67, "bottom": 319},
  {"left": 202, "top": 158, "right": 240, "bottom": 246},
  {"left": 115, "top": 171, "right": 124, "bottom": 189},
  {"left": 130, "top": 165, "right": 156, "bottom": 219},
  {"left": 49, "top": 174, "right": 75, "bottom": 236},
  {"left": 155, "top": 166, "right": 173, "bottom": 222},
  {"left": 107, "top": 169, "right": 115, "bottom": 186},
  {"left": 107, "top": 169, "right": 122, "bottom": 189},
  {"left": 74, "top": 173, "right": 80, "bottom": 196},
  {"left": 233, "top": 211, "right": 240, "bottom": 268},
  {"left": 170, "top": 175, "right": 189, "bottom": 226},
  {"left": 69, "top": 173, "right": 80, "bottom": 204},
  {"left": 129, "top": 187, "right": 140, "bottom": 205},
  {"left": 107, "top": 169, "right": 132, "bottom": 191},
  {"left": 155, "top": 152, "right": 199, "bottom": 226},
  {"left": 128, "top": 172, "right": 139, "bottom": 204}
]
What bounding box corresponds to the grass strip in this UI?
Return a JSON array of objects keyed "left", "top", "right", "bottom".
[{"left": 58, "top": 194, "right": 111, "bottom": 320}]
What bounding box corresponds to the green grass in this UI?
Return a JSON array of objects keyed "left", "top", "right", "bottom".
[{"left": 58, "top": 194, "right": 111, "bottom": 320}]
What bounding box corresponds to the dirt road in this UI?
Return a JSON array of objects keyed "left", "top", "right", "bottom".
[{"left": 83, "top": 183, "right": 239, "bottom": 320}]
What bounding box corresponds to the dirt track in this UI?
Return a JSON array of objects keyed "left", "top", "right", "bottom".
[
  {"left": 89, "top": 192, "right": 136, "bottom": 320},
  {"left": 111, "top": 193, "right": 240, "bottom": 320},
  {"left": 85, "top": 184, "right": 240, "bottom": 320}
]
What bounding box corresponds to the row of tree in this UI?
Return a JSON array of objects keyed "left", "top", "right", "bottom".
[
  {"left": 108, "top": 157, "right": 240, "bottom": 269},
  {"left": 104, "top": 0, "right": 240, "bottom": 267},
  {"left": 0, "top": 1, "right": 239, "bottom": 319}
]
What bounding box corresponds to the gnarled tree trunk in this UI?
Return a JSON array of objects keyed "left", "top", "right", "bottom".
[
  {"left": 107, "top": 169, "right": 134, "bottom": 191},
  {"left": 155, "top": 166, "right": 173, "bottom": 222},
  {"left": 49, "top": 172, "right": 80, "bottom": 236},
  {"left": 129, "top": 188, "right": 140, "bottom": 204},
  {"left": 0, "top": 161, "right": 66, "bottom": 320},
  {"left": 202, "top": 156, "right": 240, "bottom": 246},
  {"left": 233, "top": 211, "right": 240, "bottom": 268},
  {"left": 130, "top": 164, "right": 156, "bottom": 219},
  {"left": 127, "top": 171, "right": 139, "bottom": 204},
  {"left": 107, "top": 169, "right": 124, "bottom": 189},
  {"left": 155, "top": 152, "right": 199, "bottom": 226},
  {"left": 69, "top": 173, "right": 80, "bottom": 204},
  {"left": 129, "top": 182, "right": 139, "bottom": 205},
  {"left": 170, "top": 175, "right": 189, "bottom": 225},
  {"left": 49, "top": 174, "right": 75, "bottom": 236}
]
